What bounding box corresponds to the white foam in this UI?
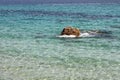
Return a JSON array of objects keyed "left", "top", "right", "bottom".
[
  {"left": 57, "top": 32, "right": 95, "bottom": 38},
  {"left": 57, "top": 35, "right": 77, "bottom": 38}
]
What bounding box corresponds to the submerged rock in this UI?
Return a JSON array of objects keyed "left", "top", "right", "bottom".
[{"left": 61, "top": 27, "right": 80, "bottom": 37}]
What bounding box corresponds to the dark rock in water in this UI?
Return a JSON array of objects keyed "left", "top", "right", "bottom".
[{"left": 61, "top": 27, "right": 80, "bottom": 37}]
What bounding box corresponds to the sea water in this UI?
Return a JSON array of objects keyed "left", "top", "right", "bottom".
[{"left": 0, "top": 3, "right": 120, "bottom": 80}]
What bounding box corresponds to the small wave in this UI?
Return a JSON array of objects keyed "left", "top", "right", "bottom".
[
  {"left": 57, "top": 30, "right": 112, "bottom": 38},
  {"left": 80, "top": 32, "right": 95, "bottom": 37},
  {"left": 57, "top": 33, "right": 94, "bottom": 38}
]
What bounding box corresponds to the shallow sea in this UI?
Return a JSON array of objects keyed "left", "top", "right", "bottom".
[{"left": 0, "top": 3, "right": 120, "bottom": 80}]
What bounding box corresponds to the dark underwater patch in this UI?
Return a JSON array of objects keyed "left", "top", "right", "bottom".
[
  {"left": 110, "top": 25, "right": 120, "bottom": 29},
  {"left": 1, "top": 10, "right": 120, "bottom": 20},
  {"left": 21, "top": 18, "right": 43, "bottom": 21}
]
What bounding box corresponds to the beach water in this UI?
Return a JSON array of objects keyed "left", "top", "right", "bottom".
[{"left": 0, "top": 3, "right": 120, "bottom": 80}]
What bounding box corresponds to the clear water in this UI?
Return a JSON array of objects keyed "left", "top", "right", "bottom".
[{"left": 0, "top": 3, "right": 120, "bottom": 80}]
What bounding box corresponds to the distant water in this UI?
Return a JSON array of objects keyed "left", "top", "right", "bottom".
[{"left": 0, "top": 3, "right": 120, "bottom": 80}]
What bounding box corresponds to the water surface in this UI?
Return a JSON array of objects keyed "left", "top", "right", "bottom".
[{"left": 0, "top": 3, "right": 120, "bottom": 80}]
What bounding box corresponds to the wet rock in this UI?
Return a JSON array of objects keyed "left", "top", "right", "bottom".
[{"left": 61, "top": 27, "right": 80, "bottom": 37}]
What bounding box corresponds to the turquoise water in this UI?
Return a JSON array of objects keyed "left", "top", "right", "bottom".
[{"left": 0, "top": 3, "right": 120, "bottom": 80}]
